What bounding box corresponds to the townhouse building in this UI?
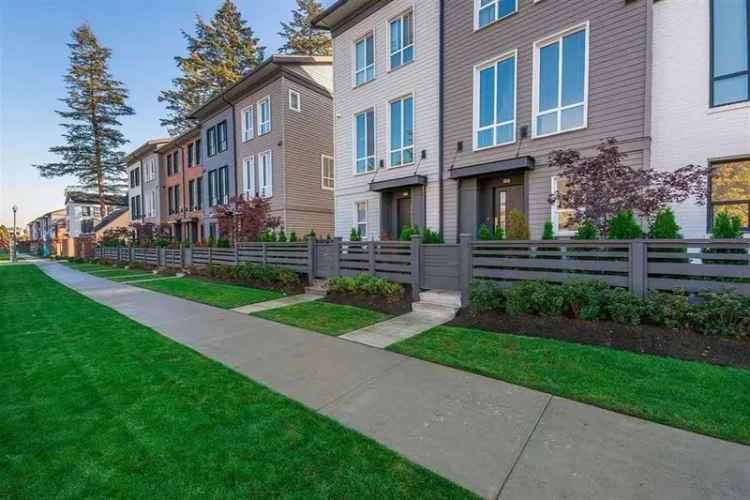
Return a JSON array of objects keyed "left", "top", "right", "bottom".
[
  {"left": 315, "top": 1, "right": 440, "bottom": 240},
  {"left": 125, "top": 139, "right": 170, "bottom": 231},
  {"left": 63, "top": 191, "right": 127, "bottom": 256},
  {"left": 160, "top": 127, "right": 204, "bottom": 242},
  {"left": 651, "top": 0, "right": 750, "bottom": 237},
  {"left": 191, "top": 54, "right": 334, "bottom": 240},
  {"left": 27, "top": 208, "right": 65, "bottom": 256}
]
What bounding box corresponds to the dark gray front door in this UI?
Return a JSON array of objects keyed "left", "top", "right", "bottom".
[
  {"left": 397, "top": 196, "right": 412, "bottom": 235},
  {"left": 493, "top": 185, "right": 523, "bottom": 234}
]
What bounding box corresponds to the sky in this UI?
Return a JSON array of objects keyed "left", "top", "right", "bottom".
[{"left": 0, "top": 0, "right": 333, "bottom": 227}]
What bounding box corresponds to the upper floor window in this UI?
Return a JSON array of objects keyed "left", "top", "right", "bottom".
[
  {"left": 322, "top": 155, "right": 334, "bottom": 190},
  {"left": 167, "top": 154, "right": 173, "bottom": 176},
  {"left": 172, "top": 151, "right": 180, "bottom": 174},
  {"left": 258, "top": 97, "right": 271, "bottom": 135},
  {"left": 289, "top": 89, "right": 301, "bottom": 112},
  {"left": 187, "top": 143, "right": 194, "bottom": 167},
  {"left": 196, "top": 139, "right": 202, "bottom": 164},
  {"left": 534, "top": 24, "right": 588, "bottom": 137},
  {"left": 207, "top": 127, "right": 217, "bottom": 157},
  {"left": 217, "top": 121, "right": 228, "bottom": 153},
  {"left": 390, "top": 11, "right": 414, "bottom": 70},
  {"left": 475, "top": 52, "right": 516, "bottom": 149},
  {"left": 389, "top": 95, "right": 414, "bottom": 167},
  {"left": 711, "top": 0, "right": 749, "bottom": 107},
  {"left": 476, "top": 0, "right": 517, "bottom": 30},
  {"left": 259, "top": 151, "right": 273, "bottom": 198},
  {"left": 355, "top": 33, "right": 375, "bottom": 86},
  {"left": 242, "top": 106, "right": 255, "bottom": 141},
  {"left": 355, "top": 109, "right": 376, "bottom": 174},
  {"left": 710, "top": 158, "right": 750, "bottom": 230}
]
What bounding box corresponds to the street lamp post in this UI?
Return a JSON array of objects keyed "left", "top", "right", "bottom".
[{"left": 11, "top": 205, "right": 18, "bottom": 263}]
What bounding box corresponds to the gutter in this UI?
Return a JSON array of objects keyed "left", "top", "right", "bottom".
[{"left": 438, "top": 0, "right": 445, "bottom": 237}]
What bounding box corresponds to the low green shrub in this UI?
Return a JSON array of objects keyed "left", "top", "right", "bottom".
[
  {"left": 688, "top": 290, "right": 750, "bottom": 338},
  {"left": 607, "top": 210, "right": 643, "bottom": 239},
  {"left": 646, "top": 290, "right": 691, "bottom": 330},
  {"left": 602, "top": 287, "right": 648, "bottom": 326},
  {"left": 195, "top": 263, "right": 302, "bottom": 292},
  {"left": 469, "top": 280, "right": 505, "bottom": 315},
  {"left": 398, "top": 225, "right": 444, "bottom": 244},
  {"left": 505, "top": 281, "right": 565, "bottom": 317},
  {"left": 327, "top": 273, "right": 404, "bottom": 303},
  {"left": 560, "top": 280, "right": 609, "bottom": 320},
  {"left": 574, "top": 220, "right": 599, "bottom": 240}
]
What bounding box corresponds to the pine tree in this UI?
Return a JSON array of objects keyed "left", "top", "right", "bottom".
[
  {"left": 34, "top": 25, "right": 134, "bottom": 209},
  {"left": 279, "top": 0, "right": 332, "bottom": 56},
  {"left": 159, "top": 0, "right": 264, "bottom": 135}
]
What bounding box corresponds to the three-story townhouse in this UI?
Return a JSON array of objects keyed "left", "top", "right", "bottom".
[
  {"left": 124, "top": 139, "right": 169, "bottom": 234},
  {"left": 315, "top": 0, "right": 441, "bottom": 240},
  {"left": 160, "top": 127, "right": 204, "bottom": 242}
]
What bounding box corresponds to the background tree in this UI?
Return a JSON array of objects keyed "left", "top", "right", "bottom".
[
  {"left": 0, "top": 225, "right": 10, "bottom": 250},
  {"left": 279, "top": 0, "right": 332, "bottom": 56},
  {"left": 549, "top": 139, "right": 708, "bottom": 234},
  {"left": 34, "top": 24, "right": 134, "bottom": 212},
  {"left": 159, "top": 0, "right": 264, "bottom": 135}
]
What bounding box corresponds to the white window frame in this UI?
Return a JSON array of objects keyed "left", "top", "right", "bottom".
[
  {"left": 354, "top": 108, "right": 376, "bottom": 175},
  {"left": 354, "top": 33, "right": 375, "bottom": 87},
  {"left": 532, "top": 22, "right": 590, "bottom": 139},
  {"left": 243, "top": 156, "right": 256, "bottom": 199},
  {"left": 388, "top": 10, "right": 415, "bottom": 71},
  {"left": 288, "top": 89, "right": 301, "bottom": 112},
  {"left": 321, "top": 155, "right": 334, "bottom": 191},
  {"left": 257, "top": 96, "right": 271, "bottom": 135},
  {"left": 354, "top": 200, "right": 368, "bottom": 239},
  {"left": 550, "top": 176, "right": 578, "bottom": 237},
  {"left": 474, "top": 0, "right": 518, "bottom": 31},
  {"left": 473, "top": 50, "right": 517, "bottom": 151},
  {"left": 150, "top": 190, "right": 157, "bottom": 218},
  {"left": 388, "top": 94, "right": 416, "bottom": 168},
  {"left": 241, "top": 106, "right": 255, "bottom": 142},
  {"left": 259, "top": 150, "right": 273, "bottom": 198}
]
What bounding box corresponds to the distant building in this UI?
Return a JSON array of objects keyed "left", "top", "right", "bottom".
[
  {"left": 124, "top": 139, "right": 170, "bottom": 234},
  {"left": 63, "top": 192, "right": 127, "bottom": 257}
]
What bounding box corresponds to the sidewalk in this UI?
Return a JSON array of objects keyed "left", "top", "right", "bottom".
[{"left": 38, "top": 261, "right": 750, "bottom": 500}]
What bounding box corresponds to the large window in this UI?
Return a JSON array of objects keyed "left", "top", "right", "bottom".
[
  {"left": 355, "top": 201, "right": 368, "bottom": 239},
  {"left": 550, "top": 176, "right": 579, "bottom": 236},
  {"left": 476, "top": 0, "right": 517, "bottom": 30},
  {"left": 260, "top": 151, "right": 273, "bottom": 198},
  {"left": 242, "top": 106, "right": 255, "bottom": 141},
  {"left": 355, "top": 109, "right": 376, "bottom": 174},
  {"left": 534, "top": 24, "right": 588, "bottom": 137},
  {"left": 710, "top": 158, "right": 750, "bottom": 229},
  {"left": 355, "top": 34, "right": 375, "bottom": 86},
  {"left": 390, "top": 11, "right": 414, "bottom": 70},
  {"left": 244, "top": 156, "right": 256, "bottom": 198},
  {"left": 475, "top": 53, "right": 516, "bottom": 149},
  {"left": 258, "top": 97, "right": 271, "bottom": 135},
  {"left": 711, "top": 0, "right": 749, "bottom": 107},
  {"left": 389, "top": 95, "right": 414, "bottom": 167},
  {"left": 322, "top": 155, "right": 334, "bottom": 190}
]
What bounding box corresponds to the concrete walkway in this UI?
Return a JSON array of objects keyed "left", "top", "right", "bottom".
[
  {"left": 232, "top": 293, "right": 321, "bottom": 314},
  {"left": 341, "top": 308, "right": 456, "bottom": 348},
  {"left": 37, "top": 261, "right": 750, "bottom": 500}
]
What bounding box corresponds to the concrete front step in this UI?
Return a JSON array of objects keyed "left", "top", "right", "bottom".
[
  {"left": 305, "top": 279, "right": 329, "bottom": 296},
  {"left": 418, "top": 289, "right": 462, "bottom": 309},
  {"left": 411, "top": 301, "right": 459, "bottom": 319}
]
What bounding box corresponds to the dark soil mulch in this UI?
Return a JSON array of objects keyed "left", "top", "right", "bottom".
[
  {"left": 325, "top": 290, "right": 413, "bottom": 316},
  {"left": 449, "top": 309, "right": 750, "bottom": 370},
  {"left": 190, "top": 274, "right": 305, "bottom": 296}
]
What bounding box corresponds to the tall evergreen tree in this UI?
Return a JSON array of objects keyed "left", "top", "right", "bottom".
[
  {"left": 159, "top": 0, "right": 264, "bottom": 135},
  {"left": 34, "top": 25, "right": 134, "bottom": 209},
  {"left": 279, "top": 0, "right": 332, "bottom": 56}
]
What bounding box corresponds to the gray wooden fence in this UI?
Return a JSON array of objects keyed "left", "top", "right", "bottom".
[{"left": 94, "top": 235, "right": 750, "bottom": 301}]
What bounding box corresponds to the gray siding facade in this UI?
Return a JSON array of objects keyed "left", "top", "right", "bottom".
[{"left": 200, "top": 106, "right": 236, "bottom": 237}]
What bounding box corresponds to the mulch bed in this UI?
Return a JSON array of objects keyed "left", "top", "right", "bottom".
[
  {"left": 190, "top": 274, "right": 305, "bottom": 296},
  {"left": 449, "top": 309, "right": 750, "bottom": 370},
  {"left": 325, "top": 290, "right": 413, "bottom": 316}
]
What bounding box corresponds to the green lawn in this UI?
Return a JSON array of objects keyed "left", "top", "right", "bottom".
[
  {"left": 0, "top": 265, "right": 474, "bottom": 499},
  {"left": 253, "top": 301, "right": 392, "bottom": 336},
  {"left": 134, "top": 277, "right": 283, "bottom": 309},
  {"left": 389, "top": 326, "right": 750, "bottom": 445}
]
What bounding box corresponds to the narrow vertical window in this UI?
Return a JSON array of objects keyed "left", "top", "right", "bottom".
[
  {"left": 289, "top": 89, "right": 301, "bottom": 112},
  {"left": 207, "top": 127, "right": 216, "bottom": 157},
  {"left": 244, "top": 156, "right": 256, "bottom": 198},
  {"left": 196, "top": 177, "right": 203, "bottom": 209},
  {"left": 167, "top": 155, "right": 172, "bottom": 176},
  {"left": 208, "top": 170, "right": 216, "bottom": 206},
  {"left": 355, "top": 109, "right": 375, "bottom": 174},
  {"left": 260, "top": 151, "right": 273, "bottom": 198},
  {"left": 476, "top": 53, "right": 516, "bottom": 149},
  {"left": 389, "top": 95, "right": 414, "bottom": 166},
  {"left": 355, "top": 34, "right": 375, "bottom": 85},
  {"left": 173, "top": 152, "right": 179, "bottom": 173},
  {"left": 217, "top": 121, "right": 228, "bottom": 153},
  {"left": 189, "top": 180, "right": 195, "bottom": 209},
  {"left": 258, "top": 97, "right": 271, "bottom": 135},
  {"left": 321, "top": 155, "right": 334, "bottom": 190},
  {"left": 242, "top": 106, "right": 255, "bottom": 141},
  {"left": 711, "top": 0, "right": 750, "bottom": 107},
  {"left": 710, "top": 158, "right": 750, "bottom": 229},
  {"left": 196, "top": 139, "right": 201, "bottom": 164},
  {"left": 355, "top": 201, "right": 368, "bottom": 238},
  {"left": 390, "top": 11, "right": 414, "bottom": 69},
  {"left": 188, "top": 144, "right": 194, "bottom": 167},
  {"left": 477, "top": 0, "right": 517, "bottom": 29}
]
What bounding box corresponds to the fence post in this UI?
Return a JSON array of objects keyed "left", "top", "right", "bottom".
[
  {"left": 183, "top": 247, "right": 192, "bottom": 268},
  {"left": 208, "top": 246, "right": 213, "bottom": 266},
  {"left": 410, "top": 234, "right": 423, "bottom": 301},
  {"left": 629, "top": 240, "right": 648, "bottom": 298},
  {"left": 129, "top": 246, "right": 134, "bottom": 263},
  {"left": 368, "top": 241, "right": 376, "bottom": 274},
  {"left": 333, "top": 237, "right": 342, "bottom": 277},
  {"left": 459, "top": 233, "right": 474, "bottom": 306},
  {"left": 306, "top": 237, "right": 316, "bottom": 286},
  {"left": 234, "top": 241, "right": 240, "bottom": 265},
  {"left": 262, "top": 243, "right": 267, "bottom": 265}
]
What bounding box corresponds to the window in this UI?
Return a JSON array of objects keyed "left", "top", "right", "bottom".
[
  {"left": 173, "top": 151, "right": 180, "bottom": 174},
  {"left": 711, "top": 0, "right": 749, "bottom": 107},
  {"left": 355, "top": 109, "right": 376, "bottom": 174},
  {"left": 389, "top": 95, "right": 414, "bottom": 166},
  {"left": 289, "top": 89, "right": 301, "bottom": 112},
  {"left": 174, "top": 184, "right": 181, "bottom": 212},
  {"left": 167, "top": 155, "right": 173, "bottom": 176},
  {"left": 168, "top": 186, "right": 173, "bottom": 214},
  {"left": 81, "top": 206, "right": 91, "bottom": 217},
  {"left": 217, "top": 121, "right": 228, "bottom": 153},
  {"left": 321, "top": 155, "right": 334, "bottom": 190},
  {"left": 260, "top": 151, "right": 273, "bottom": 198},
  {"left": 242, "top": 106, "right": 255, "bottom": 141},
  {"left": 710, "top": 158, "right": 750, "bottom": 229},
  {"left": 189, "top": 180, "right": 195, "bottom": 210},
  {"left": 355, "top": 201, "right": 368, "bottom": 239},
  {"left": 130, "top": 196, "right": 139, "bottom": 219},
  {"left": 208, "top": 170, "right": 217, "bottom": 207},
  {"left": 355, "top": 34, "right": 375, "bottom": 86},
  {"left": 550, "top": 176, "right": 579, "bottom": 235},
  {"left": 149, "top": 191, "right": 157, "bottom": 218},
  {"left": 196, "top": 177, "right": 203, "bottom": 210},
  {"left": 188, "top": 143, "right": 194, "bottom": 167},
  {"left": 476, "top": 0, "right": 517, "bottom": 29},
  {"left": 196, "top": 139, "right": 202, "bottom": 164},
  {"left": 534, "top": 24, "right": 588, "bottom": 137},
  {"left": 390, "top": 11, "right": 414, "bottom": 69},
  {"left": 81, "top": 219, "right": 94, "bottom": 234},
  {"left": 207, "top": 127, "right": 217, "bottom": 157},
  {"left": 244, "top": 156, "right": 256, "bottom": 198},
  {"left": 475, "top": 53, "right": 516, "bottom": 149},
  {"left": 258, "top": 97, "right": 271, "bottom": 135},
  {"left": 209, "top": 223, "right": 218, "bottom": 240},
  {"left": 218, "top": 166, "right": 230, "bottom": 204}
]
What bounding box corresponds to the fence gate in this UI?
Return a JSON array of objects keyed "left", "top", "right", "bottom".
[
  {"left": 422, "top": 244, "right": 460, "bottom": 290},
  {"left": 315, "top": 241, "right": 336, "bottom": 278}
]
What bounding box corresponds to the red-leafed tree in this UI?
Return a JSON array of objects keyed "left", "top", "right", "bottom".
[
  {"left": 215, "top": 196, "right": 281, "bottom": 243},
  {"left": 549, "top": 139, "right": 708, "bottom": 234}
]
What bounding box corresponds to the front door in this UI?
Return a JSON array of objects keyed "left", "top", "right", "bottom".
[
  {"left": 397, "top": 196, "right": 412, "bottom": 236},
  {"left": 493, "top": 185, "right": 524, "bottom": 234}
]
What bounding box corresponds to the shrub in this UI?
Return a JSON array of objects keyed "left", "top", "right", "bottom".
[
  {"left": 289, "top": 231, "right": 298, "bottom": 242},
  {"left": 398, "top": 225, "right": 444, "bottom": 243},
  {"left": 607, "top": 210, "right": 642, "bottom": 239},
  {"left": 422, "top": 228, "right": 444, "bottom": 244},
  {"left": 504, "top": 281, "right": 565, "bottom": 317},
  {"left": 542, "top": 220, "right": 555, "bottom": 240},
  {"left": 688, "top": 290, "right": 750, "bottom": 338},
  {"left": 277, "top": 229, "right": 287, "bottom": 242},
  {"left": 469, "top": 280, "right": 505, "bottom": 315},
  {"left": 216, "top": 239, "right": 231, "bottom": 248},
  {"left": 350, "top": 228, "right": 362, "bottom": 241},
  {"left": 305, "top": 230, "right": 317, "bottom": 240},
  {"left": 712, "top": 212, "right": 743, "bottom": 239},
  {"left": 646, "top": 290, "right": 691, "bottom": 330},
  {"left": 327, "top": 273, "right": 404, "bottom": 303},
  {"left": 649, "top": 208, "right": 682, "bottom": 239},
  {"left": 477, "top": 224, "right": 493, "bottom": 241},
  {"left": 399, "top": 225, "right": 420, "bottom": 241},
  {"left": 198, "top": 263, "right": 302, "bottom": 292},
  {"left": 506, "top": 210, "right": 530, "bottom": 240},
  {"left": 603, "top": 287, "right": 648, "bottom": 326},
  {"left": 560, "top": 280, "right": 609, "bottom": 320},
  {"left": 574, "top": 220, "right": 599, "bottom": 240}
]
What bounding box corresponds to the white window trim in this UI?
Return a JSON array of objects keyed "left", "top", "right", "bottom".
[
  {"left": 550, "top": 176, "right": 577, "bottom": 237},
  {"left": 353, "top": 108, "right": 377, "bottom": 176},
  {"left": 388, "top": 9, "right": 415, "bottom": 71},
  {"left": 241, "top": 105, "right": 255, "bottom": 142},
  {"left": 353, "top": 32, "right": 375, "bottom": 87},
  {"left": 474, "top": 0, "right": 518, "bottom": 32},
  {"left": 257, "top": 96, "right": 271, "bottom": 136},
  {"left": 531, "top": 21, "right": 590, "bottom": 139},
  {"left": 388, "top": 93, "right": 416, "bottom": 168},
  {"left": 473, "top": 49, "right": 518, "bottom": 152},
  {"left": 321, "top": 154, "right": 334, "bottom": 191},
  {"left": 354, "top": 200, "right": 368, "bottom": 240},
  {"left": 243, "top": 156, "right": 256, "bottom": 199},
  {"left": 288, "top": 89, "right": 301, "bottom": 112},
  {"left": 259, "top": 150, "right": 273, "bottom": 198}
]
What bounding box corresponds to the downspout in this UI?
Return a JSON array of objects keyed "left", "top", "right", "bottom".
[{"left": 438, "top": 0, "right": 445, "bottom": 237}]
